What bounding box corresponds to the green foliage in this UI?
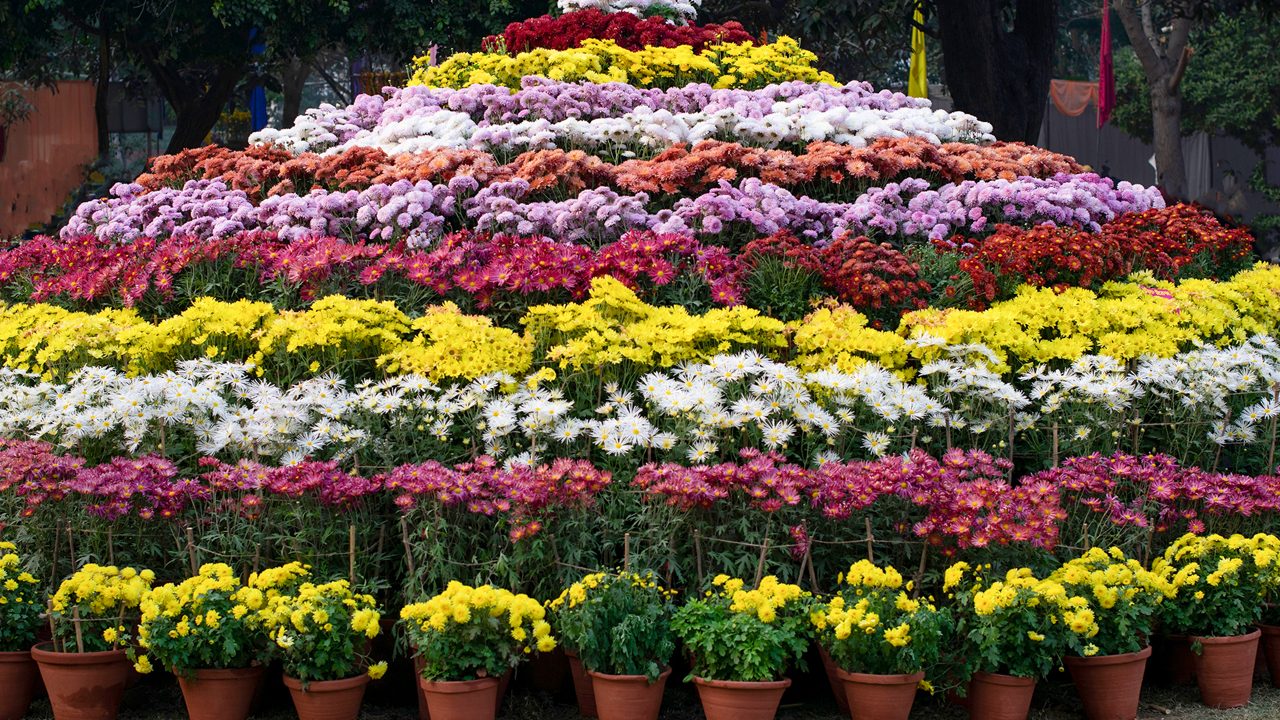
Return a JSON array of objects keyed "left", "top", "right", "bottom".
[
  {"left": 812, "top": 560, "right": 951, "bottom": 677},
  {"left": 1113, "top": 13, "right": 1280, "bottom": 153},
  {"left": 263, "top": 579, "right": 383, "bottom": 683},
  {"left": 550, "top": 571, "right": 676, "bottom": 681},
  {"left": 137, "top": 564, "right": 269, "bottom": 674},
  {"left": 671, "top": 575, "right": 813, "bottom": 682},
  {"left": 743, "top": 257, "right": 827, "bottom": 323},
  {"left": 0, "top": 543, "right": 43, "bottom": 652}
]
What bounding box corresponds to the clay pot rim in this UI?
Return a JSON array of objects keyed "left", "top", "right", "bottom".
[
  {"left": 586, "top": 666, "right": 673, "bottom": 683},
  {"left": 0, "top": 650, "right": 32, "bottom": 661},
  {"left": 692, "top": 676, "right": 792, "bottom": 690},
  {"left": 1063, "top": 644, "right": 1152, "bottom": 667},
  {"left": 834, "top": 668, "right": 926, "bottom": 684},
  {"left": 179, "top": 665, "right": 267, "bottom": 679},
  {"left": 419, "top": 676, "right": 502, "bottom": 693},
  {"left": 30, "top": 641, "right": 129, "bottom": 664},
  {"left": 971, "top": 671, "right": 1037, "bottom": 687},
  {"left": 1260, "top": 624, "right": 1280, "bottom": 636},
  {"left": 1191, "top": 628, "right": 1262, "bottom": 645},
  {"left": 283, "top": 672, "right": 371, "bottom": 692}
]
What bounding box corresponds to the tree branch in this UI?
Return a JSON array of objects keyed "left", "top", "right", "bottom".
[
  {"left": 311, "top": 60, "right": 353, "bottom": 105},
  {"left": 1168, "top": 44, "right": 1194, "bottom": 91},
  {"left": 1115, "top": 1, "right": 1167, "bottom": 77}
]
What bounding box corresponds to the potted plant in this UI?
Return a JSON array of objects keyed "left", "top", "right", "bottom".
[
  {"left": 259, "top": 577, "right": 386, "bottom": 720},
  {"left": 551, "top": 571, "right": 677, "bottom": 720},
  {"left": 945, "top": 562, "right": 1066, "bottom": 720},
  {"left": 0, "top": 86, "right": 33, "bottom": 162},
  {"left": 672, "top": 574, "right": 812, "bottom": 720},
  {"left": 1154, "top": 532, "right": 1277, "bottom": 709},
  {"left": 33, "top": 564, "right": 154, "bottom": 720},
  {"left": 133, "top": 563, "right": 273, "bottom": 720},
  {"left": 1051, "top": 547, "right": 1169, "bottom": 720},
  {"left": 811, "top": 560, "right": 950, "bottom": 720},
  {"left": 402, "top": 580, "right": 555, "bottom": 720},
  {"left": 0, "top": 542, "right": 43, "bottom": 720}
]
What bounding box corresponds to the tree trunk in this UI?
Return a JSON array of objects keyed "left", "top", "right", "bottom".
[
  {"left": 936, "top": 0, "right": 1058, "bottom": 143},
  {"left": 281, "top": 57, "right": 311, "bottom": 128},
  {"left": 95, "top": 16, "right": 110, "bottom": 159},
  {"left": 141, "top": 58, "right": 247, "bottom": 154},
  {"left": 1150, "top": 83, "right": 1187, "bottom": 198}
]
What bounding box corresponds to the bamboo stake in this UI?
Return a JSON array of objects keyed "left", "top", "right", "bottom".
[
  {"left": 1051, "top": 422, "right": 1060, "bottom": 467},
  {"left": 1082, "top": 522, "right": 1091, "bottom": 552},
  {"left": 72, "top": 607, "right": 84, "bottom": 654},
  {"left": 106, "top": 527, "right": 114, "bottom": 566},
  {"left": 66, "top": 525, "right": 77, "bottom": 572},
  {"left": 805, "top": 544, "right": 819, "bottom": 594},
  {"left": 623, "top": 533, "right": 631, "bottom": 573},
  {"left": 753, "top": 538, "right": 770, "bottom": 587},
  {"left": 48, "top": 601, "right": 60, "bottom": 653},
  {"left": 49, "top": 519, "right": 60, "bottom": 594},
  {"left": 185, "top": 526, "right": 198, "bottom": 575},
  {"left": 348, "top": 524, "right": 357, "bottom": 586},
  {"left": 864, "top": 518, "right": 875, "bottom": 563},
  {"left": 693, "top": 530, "right": 704, "bottom": 585},
  {"left": 400, "top": 517, "right": 417, "bottom": 582}
]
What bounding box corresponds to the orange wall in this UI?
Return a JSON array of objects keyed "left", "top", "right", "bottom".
[{"left": 0, "top": 81, "right": 97, "bottom": 238}]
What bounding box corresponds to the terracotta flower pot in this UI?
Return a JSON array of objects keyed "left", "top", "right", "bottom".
[
  {"left": 967, "top": 672, "right": 1035, "bottom": 720},
  {"left": 835, "top": 668, "right": 924, "bottom": 720},
  {"left": 587, "top": 667, "right": 671, "bottom": 720},
  {"left": 818, "top": 646, "right": 850, "bottom": 714},
  {"left": 1063, "top": 645, "right": 1150, "bottom": 720},
  {"left": 0, "top": 650, "right": 38, "bottom": 720},
  {"left": 1260, "top": 625, "right": 1280, "bottom": 688},
  {"left": 283, "top": 673, "right": 370, "bottom": 720},
  {"left": 31, "top": 642, "right": 132, "bottom": 720},
  {"left": 1192, "top": 629, "right": 1260, "bottom": 709},
  {"left": 420, "top": 676, "right": 499, "bottom": 720},
  {"left": 177, "top": 666, "right": 265, "bottom": 720},
  {"left": 566, "top": 649, "right": 598, "bottom": 718},
  {"left": 693, "top": 676, "right": 791, "bottom": 720}
]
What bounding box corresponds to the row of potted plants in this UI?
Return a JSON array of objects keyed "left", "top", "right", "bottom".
[{"left": 2, "top": 532, "right": 1278, "bottom": 720}]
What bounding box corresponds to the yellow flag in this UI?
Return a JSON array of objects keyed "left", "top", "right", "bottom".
[{"left": 909, "top": 3, "right": 927, "bottom": 98}]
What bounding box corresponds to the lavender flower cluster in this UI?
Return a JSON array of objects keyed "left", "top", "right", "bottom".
[{"left": 64, "top": 173, "right": 1164, "bottom": 247}]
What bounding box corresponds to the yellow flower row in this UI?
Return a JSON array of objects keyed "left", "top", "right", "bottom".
[
  {"left": 3, "top": 264, "right": 1279, "bottom": 382},
  {"left": 409, "top": 37, "right": 836, "bottom": 90},
  {"left": 402, "top": 580, "right": 555, "bottom": 653}
]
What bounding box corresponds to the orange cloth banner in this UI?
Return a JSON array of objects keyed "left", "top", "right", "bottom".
[
  {"left": 1049, "top": 79, "right": 1100, "bottom": 118},
  {"left": 0, "top": 81, "right": 97, "bottom": 237}
]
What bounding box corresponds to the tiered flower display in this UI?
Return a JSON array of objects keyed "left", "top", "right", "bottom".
[{"left": 3, "top": 0, "right": 1280, "bottom": 716}]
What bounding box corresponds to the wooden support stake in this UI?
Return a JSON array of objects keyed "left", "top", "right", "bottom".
[
  {"left": 106, "top": 527, "right": 114, "bottom": 566},
  {"left": 1051, "top": 422, "right": 1060, "bottom": 467},
  {"left": 914, "top": 544, "right": 929, "bottom": 599},
  {"left": 623, "top": 533, "right": 631, "bottom": 573},
  {"left": 693, "top": 530, "right": 704, "bottom": 585},
  {"left": 185, "top": 526, "right": 198, "bottom": 576},
  {"left": 72, "top": 607, "right": 84, "bottom": 654},
  {"left": 400, "top": 517, "right": 417, "bottom": 582},
  {"left": 754, "top": 538, "right": 770, "bottom": 587},
  {"left": 66, "top": 525, "right": 77, "bottom": 572},
  {"left": 48, "top": 601, "right": 60, "bottom": 653},
  {"left": 348, "top": 524, "right": 357, "bottom": 586},
  {"left": 864, "top": 518, "right": 875, "bottom": 563},
  {"left": 50, "top": 519, "right": 60, "bottom": 594},
  {"left": 805, "top": 544, "right": 819, "bottom": 594},
  {"left": 1082, "top": 522, "right": 1091, "bottom": 552}
]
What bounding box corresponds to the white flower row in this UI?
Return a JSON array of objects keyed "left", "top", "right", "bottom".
[
  {"left": 0, "top": 337, "right": 1276, "bottom": 468},
  {"left": 250, "top": 104, "right": 996, "bottom": 157}
]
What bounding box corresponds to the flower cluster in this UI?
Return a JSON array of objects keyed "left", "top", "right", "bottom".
[
  {"left": 946, "top": 565, "right": 1073, "bottom": 679},
  {"left": 258, "top": 576, "right": 384, "bottom": 682},
  {"left": 0, "top": 542, "right": 42, "bottom": 652},
  {"left": 411, "top": 38, "right": 836, "bottom": 90},
  {"left": 811, "top": 560, "right": 950, "bottom": 678},
  {"left": 490, "top": 10, "right": 752, "bottom": 53},
  {"left": 402, "top": 581, "right": 554, "bottom": 681},
  {"left": 136, "top": 563, "right": 270, "bottom": 674},
  {"left": 1048, "top": 547, "right": 1171, "bottom": 657},
  {"left": 1153, "top": 532, "right": 1280, "bottom": 638},
  {"left": 48, "top": 564, "right": 155, "bottom": 653},
  {"left": 557, "top": 0, "right": 701, "bottom": 19},
  {"left": 549, "top": 571, "right": 677, "bottom": 680}
]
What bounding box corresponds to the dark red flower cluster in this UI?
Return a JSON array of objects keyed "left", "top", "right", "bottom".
[
  {"left": 485, "top": 10, "right": 753, "bottom": 53},
  {"left": 817, "top": 234, "right": 930, "bottom": 324},
  {"left": 937, "top": 204, "right": 1256, "bottom": 309}
]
